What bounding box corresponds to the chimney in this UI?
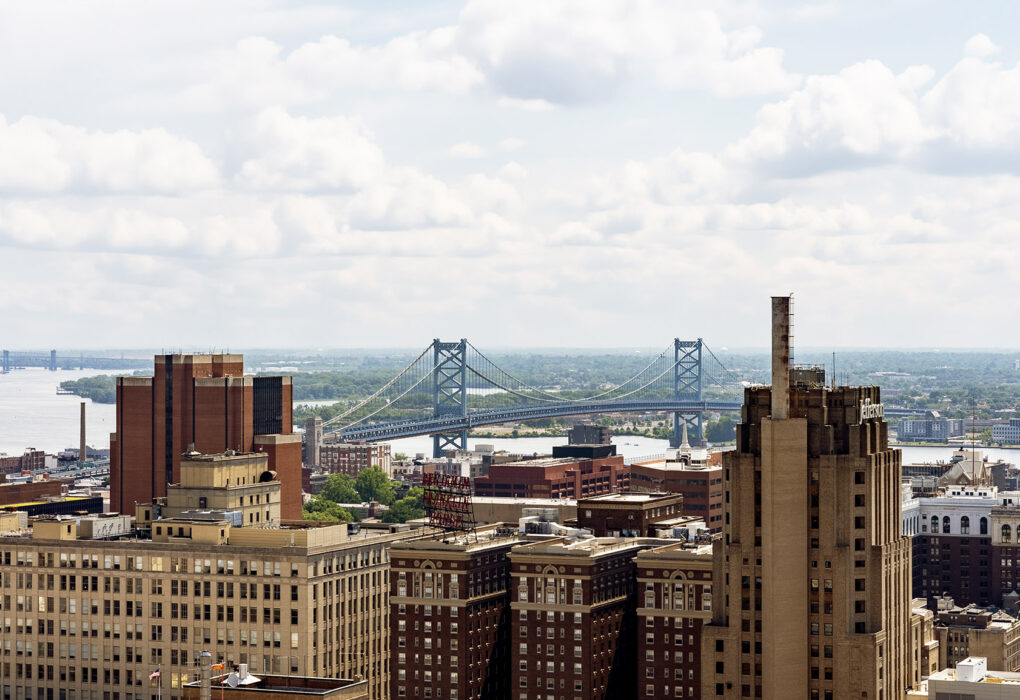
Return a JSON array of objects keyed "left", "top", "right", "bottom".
[
  {"left": 199, "top": 651, "right": 212, "bottom": 700},
  {"left": 771, "top": 296, "right": 792, "bottom": 420},
  {"left": 79, "top": 402, "right": 87, "bottom": 464}
]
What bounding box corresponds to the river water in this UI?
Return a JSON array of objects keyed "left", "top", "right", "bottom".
[{"left": 3, "top": 368, "right": 1020, "bottom": 465}]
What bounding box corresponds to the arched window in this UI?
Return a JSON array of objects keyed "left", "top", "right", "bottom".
[
  {"left": 981, "top": 517, "right": 989, "bottom": 535},
  {"left": 960, "top": 516, "right": 970, "bottom": 534},
  {"left": 931, "top": 516, "right": 939, "bottom": 534},
  {"left": 1003, "top": 524, "right": 1012, "bottom": 543},
  {"left": 943, "top": 516, "right": 951, "bottom": 534}
]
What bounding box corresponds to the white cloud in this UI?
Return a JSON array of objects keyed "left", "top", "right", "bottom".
[
  {"left": 0, "top": 114, "right": 219, "bottom": 194},
  {"left": 497, "top": 137, "right": 525, "bottom": 152},
  {"left": 234, "top": 108, "right": 386, "bottom": 191},
  {"left": 449, "top": 142, "right": 486, "bottom": 158},
  {"left": 964, "top": 34, "right": 999, "bottom": 59},
  {"left": 456, "top": 0, "right": 800, "bottom": 102}
]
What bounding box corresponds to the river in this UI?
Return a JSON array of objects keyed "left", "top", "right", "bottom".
[{"left": 3, "top": 368, "right": 1019, "bottom": 466}]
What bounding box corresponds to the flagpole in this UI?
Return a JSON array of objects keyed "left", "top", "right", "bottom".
[{"left": 158, "top": 673, "right": 162, "bottom": 700}]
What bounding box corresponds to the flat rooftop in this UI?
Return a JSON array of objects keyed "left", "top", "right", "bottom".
[
  {"left": 391, "top": 524, "right": 522, "bottom": 552},
  {"left": 580, "top": 492, "right": 678, "bottom": 504},
  {"left": 511, "top": 535, "right": 674, "bottom": 558}
]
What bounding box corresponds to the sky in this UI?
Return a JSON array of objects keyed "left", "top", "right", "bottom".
[{"left": 2, "top": 0, "right": 1020, "bottom": 351}]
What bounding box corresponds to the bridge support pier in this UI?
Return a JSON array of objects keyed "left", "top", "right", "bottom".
[
  {"left": 433, "top": 430, "right": 468, "bottom": 457},
  {"left": 669, "top": 338, "right": 705, "bottom": 447}
]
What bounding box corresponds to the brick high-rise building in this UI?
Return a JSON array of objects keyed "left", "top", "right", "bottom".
[
  {"left": 110, "top": 354, "right": 302, "bottom": 518},
  {"left": 635, "top": 541, "right": 714, "bottom": 700},
  {"left": 320, "top": 442, "right": 392, "bottom": 478},
  {"left": 509, "top": 536, "right": 660, "bottom": 700},
  {"left": 702, "top": 296, "right": 917, "bottom": 700},
  {"left": 389, "top": 525, "right": 523, "bottom": 700}
]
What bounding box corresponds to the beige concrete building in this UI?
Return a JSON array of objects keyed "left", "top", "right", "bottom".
[
  {"left": 937, "top": 603, "right": 1020, "bottom": 672},
  {"left": 0, "top": 452, "right": 426, "bottom": 700},
  {"left": 702, "top": 296, "right": 918, "bottom": 700},
  {"left": 160, "top": 451, "right": 282, "bottom": 525},
  {"left": 910, "top": 599, "right": 941, "bottom": 687}
]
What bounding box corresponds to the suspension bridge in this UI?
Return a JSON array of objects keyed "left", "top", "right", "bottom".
[
  {"left": 1, "top": 350, "right": 149, "bottom": 373},
  {"left": 324, "top": 338, "right": 745, "bottom": 456}
]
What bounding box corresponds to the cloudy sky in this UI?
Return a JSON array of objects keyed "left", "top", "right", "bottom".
[{"left": 1, "top": 0, "right": 1019, "bottom": 351}]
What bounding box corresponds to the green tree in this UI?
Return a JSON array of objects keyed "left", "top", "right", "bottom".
[
  {"left": 320, "top": 473, "right": 360, "bottom": 504},
  {"left": 355, "top": 467, "right": 396, "bottom": 505},
  {"left": 393, "top": 452, "right": 409, "bottom": 461},
  {"left": 979, "top": 428, "right": 993, "bottom": 444},
  {"left": 705, "top": 416, "right": 736, "bottom": 443},
  {"left": 302, "top": 497, "right": 356, "bottom": 523}
]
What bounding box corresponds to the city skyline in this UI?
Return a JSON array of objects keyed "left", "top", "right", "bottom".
[{"left": 2, "top": 1, "right": 1020, "bottom": 349}]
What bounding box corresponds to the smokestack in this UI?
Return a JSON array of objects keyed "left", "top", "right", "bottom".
[
  {"left": 771, "top": 296, "right": 792, "bottom": 420},
  {"left": 199, "top": 651, "right": 212, "bottom": 700},
  {"left": 79, "top": 402, "right": 86, "bottom": 464}
]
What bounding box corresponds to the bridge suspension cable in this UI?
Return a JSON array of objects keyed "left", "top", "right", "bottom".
[
  {"left": 322, "top": 343, "right": 435, "bottom": 428},
  {"left": 465, "top": 342, "right": 571, "bottom": 402},
  {"left": 570, "top": 343, "right": 673, "bottom": 401},
  {"left": 329, "top": 364, "right": 439, "bottom": 431}
]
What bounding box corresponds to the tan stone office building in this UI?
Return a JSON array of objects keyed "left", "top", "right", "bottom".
[
  {"left": 0, "top": 451, "right": 424, "bottom": 700},
  {"left": 702, "top": 297, "right": 917, "bottom": 700}
]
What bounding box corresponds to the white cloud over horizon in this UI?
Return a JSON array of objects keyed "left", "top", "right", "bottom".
[{"left": 0, "top": 2, "right": 1019, "bottom": 349}]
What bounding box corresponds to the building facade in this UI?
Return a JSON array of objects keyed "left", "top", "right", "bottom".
[
  {"left": 936, "top": 602, "right": 1020, "bottom": 672},
  {"left": 896, "top": 412, "right": 965, "bottom": 442},
  {"left": 993, "top": 418, "right": 1020, "bottom": 445},
  {"left": 473, "top": 446, "right": 629, "bottom": 500},
  {"left": 389, "top": 526, "right": 522, "bottom": 700},
  {"left": 509, "top": 536, "right": 660, "bottom": 700},
  {"left": 320, "top": 443, "right": 392, "bottom": 479},
  {"left": 0, "top": 515, "right": 414, "bottom": 700},
  {"left": 110, "top": 354, "right": 301, "bottom": 518},
  {"left": 634, "top": 541, "right": 714, "bottom": 700},
  {"left": 701, "top": 296, "right": 916, "bottom": 700},
  {"left": 629, "top": 458, "right": 724, "bottom": 532},
  {"left": 577, "top": 493, "right": 688, "bottom": 537}
]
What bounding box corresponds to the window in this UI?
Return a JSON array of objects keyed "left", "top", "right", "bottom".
[
  {"left": 1004, "top": 524, "right": 1012, "bottom": 543},
  {"left": 943, "top": 516, "right": 951, "bottom": 534},
  {"left": 931, "top": 516, "right": 939, "bottom": 534},
  {"left": 981, "top": 517, "right": 989, "bottom": 535},
  {"left": 960, "top": 516, "right": 970, "bottom": 535}
]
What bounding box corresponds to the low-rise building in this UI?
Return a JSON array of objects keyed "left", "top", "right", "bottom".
[
  {"left": 994, "top": 418, "right": 1020, "bottom": 445},
  {"left": 936, "top": 601, "right": 1020, "bottom": 672},
  {"left": 628, "top": 447, "right": 723, "bottom": 532},
  {"left": 577, "top": 492, "right": 688, "bottom": 537},
  {"left": 897, "top": 412, "right": 966, "bottom": 442},
  {"left": 924, "top": 657, "right": 1020, "bottom": 699},
  {"left": 473, "top": 445, "right": 628, "bottom": 500}
]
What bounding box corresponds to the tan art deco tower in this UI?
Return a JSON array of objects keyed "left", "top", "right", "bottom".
[{"left": 703, "top": 297, "right": 913, "bottom": 700}]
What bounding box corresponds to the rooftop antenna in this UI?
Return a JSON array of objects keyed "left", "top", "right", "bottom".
[{"left": 832, "top": 351, "right": 836, "bottom": 390}]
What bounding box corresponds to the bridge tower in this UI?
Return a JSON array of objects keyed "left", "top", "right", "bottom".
[
  {"left": 431, "top": 339, "right": 468, "bottom": 457},
  {"left": 2, "top": 350, "right": 8, "bottom": 373},
  {"left": 671, "top": 338, "right": 704, "bottom": 447},
  {"left": 49, "top": 350, "right": 57, "bottom": 371}
]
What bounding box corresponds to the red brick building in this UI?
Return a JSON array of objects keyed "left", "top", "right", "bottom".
[
  {"left": 473, "top": 445, "right": 628, "bottom": 499},
  {"left": 509, "top": 536, "right": 659, "bottom": 700},
  {"left": 320, "top": 441, "right": 391, "bottom": 478},
  {"left": 577, "top": 492, "right": 689, "bottom": 537},
  {"left": 0, "top": 449, "right": 46, "bottom": 475},
  {"left": 110, "top": 354, "right": 301, "bottom": 518},
  {"left": 634, "top": 541, "right": 714, "bottom": 699},
  {"left": 629, "top": 455, "right": 724, "bottom": 532},
  {"left": 390, "top": 525, "right": 522, "bottom": 700},
  {"left": 0, "top": 479, "right": 64, "bottom": 506}
]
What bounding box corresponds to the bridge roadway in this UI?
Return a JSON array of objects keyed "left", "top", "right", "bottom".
[
  {"left": 333, "top": 400, "right": 917, "bottom": 442},
  {"left": 335, "top": 400, "right": 742, "bottom": 442}
]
